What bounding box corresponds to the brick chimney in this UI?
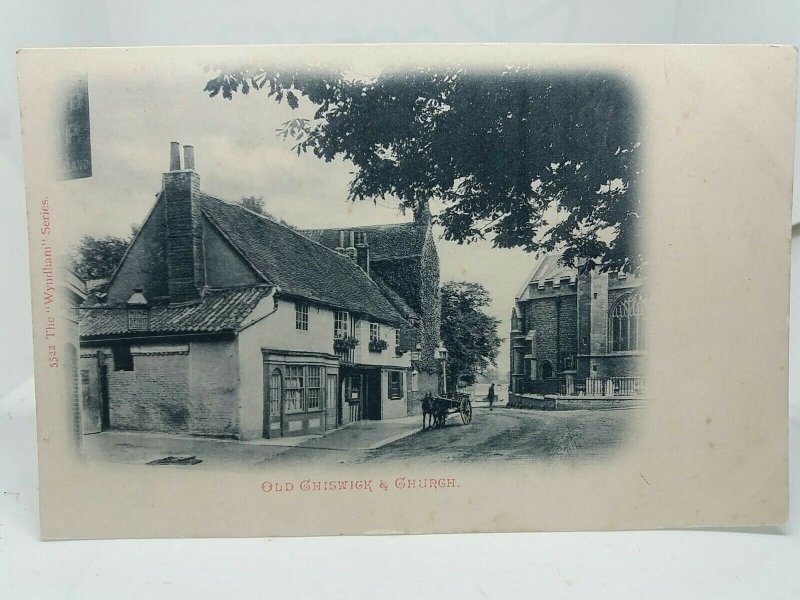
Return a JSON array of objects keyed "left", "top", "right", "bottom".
[
  {"left": 354, "top": 231, "right": 370, "bottom": 275},
  {"left": 163, "top": 142, "right": 204, "bottom": 302}
]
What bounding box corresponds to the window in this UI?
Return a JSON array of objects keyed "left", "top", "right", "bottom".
[
  {"left": 334, "top": 311, "right": 349, "bottom": 338},
  {"left": 609, "top": 293, "right": 645, "bottom": 352},
  {"left": 112, "top": 343, "right": 134, "bottom": 371},
  {"left": 369, "top": 322, "right": 380, "bottom": 342},
  {"left": 281, "top": 365, "right": 327, "bottom": 413},
  {"left": 284, "top": 365, "right": 304, "bottom": 413},
  {"left": 389, "top": 371, "right": 404, "bottom": 399},
  {"left": 295, "top": 302, "right": 309, "bottom": 331},
  {"left": 395, "top": 328, "right": 401, "bottom": 348},
  {"left": 269, "top": 369, "right": 282, "bottom": 418},
  {"left": 306, "top": 366, "right": 322, "bottom": 409}
]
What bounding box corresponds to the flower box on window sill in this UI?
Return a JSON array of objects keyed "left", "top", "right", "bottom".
[
  {"left": 368, "top": 339, "right": 388, "bottom": 353},
  {"left": 333, "top": 335, "right": 359, "bottom": 353}
]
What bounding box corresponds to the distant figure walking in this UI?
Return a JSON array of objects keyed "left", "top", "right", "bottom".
[{"left": 487, "top": 383, "right": 496, "bottom": 411}]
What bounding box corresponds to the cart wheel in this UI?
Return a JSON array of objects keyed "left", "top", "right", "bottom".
[{"left": 460, "top": 398, "right": 473, "bottom": 424}]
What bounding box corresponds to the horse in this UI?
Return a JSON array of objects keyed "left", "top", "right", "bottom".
[{"left": 421, "top": 392, "right": 436, "bottom": 430}]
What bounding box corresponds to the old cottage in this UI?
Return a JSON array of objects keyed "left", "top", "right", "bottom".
[
  {"left": 79, "top": 143, "right": 427, "bottom": 440},
  {"left": 298, "top": 204, "right": 442, "bottom": 412}
]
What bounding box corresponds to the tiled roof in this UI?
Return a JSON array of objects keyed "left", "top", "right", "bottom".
[
  {"left": 80, "top": 286, "right": 272, "bottom": 337},
  {"left": 197, "top": 194, "right": 406, "bottom": 326},
  {"left": 299, "top": 221, "right": 427, "bottom": 261}
]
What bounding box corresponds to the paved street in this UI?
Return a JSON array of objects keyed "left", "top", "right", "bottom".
[
  {"left": 83, "top": 404, "right": 641, "bottom": 469},
  {"left": 268, "top": 403, "right": 640, "bottom": 466}
]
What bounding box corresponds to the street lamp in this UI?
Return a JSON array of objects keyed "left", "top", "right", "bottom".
[{"left": 435, "top": 343, "right": 448, "bottom": 396}]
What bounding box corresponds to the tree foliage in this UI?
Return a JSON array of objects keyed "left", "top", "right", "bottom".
[
  {"left": 239, "top": 195, "right": 266, "bottom": 214},
  {"left": 69, "top": 232, "right": 133, "bottom": 281},
  {"left": 205, "top": 64, "right": 643, "bottom": 272},
  {"left": 236, "top": 195, "right": 297, "bottom": 230},
  {"left": 440, "top": 281, "right": 502, "bottom": 390}
]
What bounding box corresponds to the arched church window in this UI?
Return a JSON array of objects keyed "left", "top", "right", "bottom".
[{"left": 609, "top": 293, "right": 645, "bottom": 352}]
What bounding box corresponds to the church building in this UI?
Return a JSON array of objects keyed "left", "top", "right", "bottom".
[{"left": 509, "top": 253, "right": 646, "bottom": 399}]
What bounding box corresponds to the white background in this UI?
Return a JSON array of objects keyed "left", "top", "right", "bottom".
[{"left": 1, "top": 1, "right": 799, "bottom": 598}]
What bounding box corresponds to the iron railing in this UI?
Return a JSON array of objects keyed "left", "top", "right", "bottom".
[{"left": 518, "top": 376, "right": 645, "bottom": 397}]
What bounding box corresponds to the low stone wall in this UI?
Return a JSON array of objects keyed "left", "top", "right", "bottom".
[{"left": 508, "top": 392, "right": 644, "bottom": 411}]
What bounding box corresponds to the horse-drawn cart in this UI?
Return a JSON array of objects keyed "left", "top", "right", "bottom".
[{"left": 422, "top": 392, "right": 473, "bottom": 429}]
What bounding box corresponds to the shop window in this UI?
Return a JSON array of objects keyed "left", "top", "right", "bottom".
[
  {"left": 389, "top": 371, "right": 404, "bottom": 399},
  {"left": 307, "top": 366, "right": 322, "bottom": 409},
  {"left": 284, "top": 365, "right": 305, "bottom": 413}
]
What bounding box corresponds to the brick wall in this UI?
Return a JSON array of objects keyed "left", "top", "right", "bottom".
[
  {"left": 108, "top": 353, "right": 192, "bottom": 433},
  {"left": 558, "top": 297, "right": 578, "bottom": 368},
  {"left": 525, "top": 295, "right": 577, "bottom": 376},
  {"left": 105, "top": 340, "right": 239, "bottom": 437}
]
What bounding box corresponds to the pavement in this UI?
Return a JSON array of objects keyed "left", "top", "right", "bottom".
[{"left": 81, "top": 414, "right": 422, "bottom": 470}]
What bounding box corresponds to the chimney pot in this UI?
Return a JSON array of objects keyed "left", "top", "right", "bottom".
[
  {"left": 183, "top": 145, "right": 195, "bottom": 170},
  {"left": 169, "top": 142, "right": 181, "bottom": 171}
]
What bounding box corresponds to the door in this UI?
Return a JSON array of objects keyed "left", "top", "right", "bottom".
[
  {"left": 342, "top": 374, "right": 362, "bottom": 425},
  {"left": 541, "top": 361, "right": 553, "bottom": 381},
  {"left": 264, "top": 368, "right": 283, "bottom": 438},
  {"left": 325, "top": 374, "right": 338, "bottom": 430},
  {"left": 364, "top": 369, "right": 382, "bottom": 420}
]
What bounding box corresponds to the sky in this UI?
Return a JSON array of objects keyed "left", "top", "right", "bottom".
[{"left": 56, "top": 59, "right": 537, "bottom": 378}]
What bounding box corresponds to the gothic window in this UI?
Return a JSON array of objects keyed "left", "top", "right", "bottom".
[{"left": 609, "top": 293, "right": 645, "bottom": 352}]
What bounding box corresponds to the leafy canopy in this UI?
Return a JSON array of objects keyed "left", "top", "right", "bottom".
[
  {"left": 69, "top": 231, "right": 135, "bottom": 281},
  {"left": 440, "top": 281, "right": 502, "bottom": 390},
  {"left": 205, "top": 64, "right": 642, "bottom": 272}
]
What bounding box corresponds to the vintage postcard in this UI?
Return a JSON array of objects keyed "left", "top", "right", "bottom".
[{"left": 17, "top": 44, "right": 795, "bottom": 539}]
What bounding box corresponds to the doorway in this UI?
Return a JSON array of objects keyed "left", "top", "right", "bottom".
[
  {"left": 364, "top": 369, "right": 382, "bottom": 421},
  {"left": 341, "top": 373, "right": 362, "bottom": 425},
  {"left": 541, "top": 361, "right": 553, "bottom": 381}
]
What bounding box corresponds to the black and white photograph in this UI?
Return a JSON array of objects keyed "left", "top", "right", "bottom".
[{"left": 56, "top": 56, "right": 647, "bottom": 470}]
